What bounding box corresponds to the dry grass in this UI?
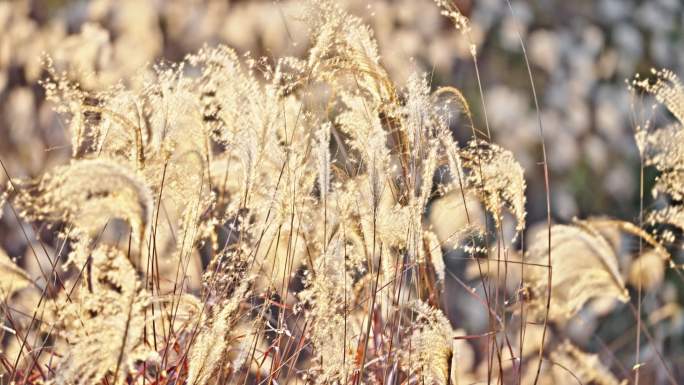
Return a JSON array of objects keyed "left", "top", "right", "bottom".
[{"left": 1, "top": 1, "right": 683, "bottom": 384}]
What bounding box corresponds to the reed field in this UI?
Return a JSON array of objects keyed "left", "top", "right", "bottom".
[{"left": 1, "top": 0, "right": 684, "bottom": 384}]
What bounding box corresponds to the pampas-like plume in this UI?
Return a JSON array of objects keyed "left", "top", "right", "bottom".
[
  {"left": 316, "top": 122, "right": 332, "bottom": 208},
  {"left": 55, "top": 246, "right": 154, "bottom": 385},
  {"left": 187, "top": 282, "right": 250, "bottom": 385},
  {"left": 407, "top": 301, "right": 455, "bottom": 385},
  {"left": 549, "top": 340, "right": 625, "bottom": 385},
  {"left": 524, "top": 221, "right": 629, "bottom": 322},
  {"left": 298, "top": 247, "right": 358, "bottom": 384},
  {"left": 633, "top": 70, "right": 684, "bottom": 242},
  {"left": 13, "top": 159, "right": 153, "bottom": 244},
  {"left": 460, "top": 139, "right": 527, "bottom": 232}
]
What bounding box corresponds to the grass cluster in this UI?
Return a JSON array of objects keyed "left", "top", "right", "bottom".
[{"left": 1, "top": 1, "right": 683, "bottom": 384}]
